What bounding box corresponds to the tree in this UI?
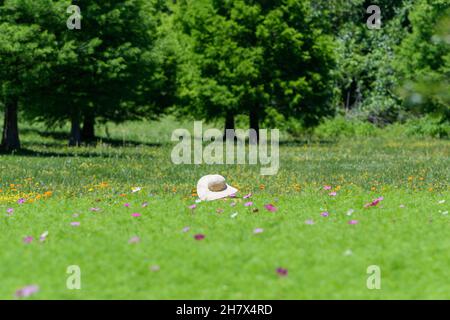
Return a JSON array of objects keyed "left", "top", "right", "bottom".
[
  {"left": 174, "top": 0, "right": 335, "bottom": 140},
  {"left": 396, "top": 0, "right": 450, "bottom": 121},
  {"left": 25, "top": 0, "right": 170, "bottom": 145},
  {"left": 0, "top": 0, "right": 60, "bottom": 151}
]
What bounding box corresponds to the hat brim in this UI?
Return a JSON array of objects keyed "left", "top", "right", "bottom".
[{"left": 197, "top": 184, "right": 238, "bottom": 201}]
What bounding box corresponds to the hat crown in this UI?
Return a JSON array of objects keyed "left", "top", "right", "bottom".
[{"left": 207, "top": 175, "right": 227, "bottom": 192}]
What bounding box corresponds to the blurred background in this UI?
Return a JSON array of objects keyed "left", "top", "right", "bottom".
[{"left": 0, "top": 0, "right": 449, "bottom": 151}]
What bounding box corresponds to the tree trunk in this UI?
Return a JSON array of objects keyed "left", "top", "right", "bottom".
[
  {"left": 249, "top": 107, "right": 260, "bottom": 144},
  {"left": 1, "top": 98, "right": 20, "bottom": 151},
  {"left": 81, "top": 113, "right": 95, "bottom": 142},
  {"left": 69, "top": 115, "right": 81, "bottom": 147},
  {"left": 223, "top": 113, "right": 235, "bottom": 141}
]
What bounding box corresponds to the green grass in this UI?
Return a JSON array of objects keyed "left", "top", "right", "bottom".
[{"left": 0, "top": 119, "right": 449, "bottom": 299}]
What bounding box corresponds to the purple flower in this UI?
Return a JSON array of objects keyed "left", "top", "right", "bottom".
[
  {"left": 323, "top": 185, "right": 332, "bottom": 190},
  {"left": 348, "top": 220, "right": 359, "bottom": 225},
  {"left": 244, "top": 201, "right": 253, "bottom": 207},
  {"left": 194, "top": 234, "right": 205, "bottom": 241},
  {"left": 70, "top": 221, "right": 80, "bottom": 227},
  {"left": 329, "top": 192, "right": 337, "bottom": 196},
  {"left": 17, "top": 198, "right": 26, "bottom": 204},
  {"left": 39, "top": 231, "right": 48, "bottom": 242},
  {"left": 321, "top": 211, "right": 329, "bottom": 217},
  {"left": 228, "top": 193, "right": 236, "bottom": 198},
  {"left": 253, "top": 228, "right": 264, "bottom": 234},
  {"left": 305, "top": 219, "right": 315, "bottom": 225},
  {"left": 15, "top": 285, "right": 39, "bottom": 298},
  {"left": 243, "top": 193, "right": 252, "bottom": 199},
  {"left": 182, "top": 226, "right": 190, "bottom": 233},
  {"left": 23, "top": 236, "right": 33, "bottom": 244},
  {"left": 276, "top": 267, "right": 288, "bottom": 277},
  {"left": 188, "top": 204, "right": 197, "bottom": 210},
  {"left": 124, "top": 203, "right": 130, "bottom": 208},
  {"left": 264, "top": 204, "right": 278, "bottom": 212},
  {"left": 131, "top": 213, "right": 141, "bottom": 217},
  {"left": 6, "top": 208, "right": 14, "bottom": 214}
]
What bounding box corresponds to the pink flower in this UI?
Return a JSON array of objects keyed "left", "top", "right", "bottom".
[
  {"left": 364, "top": 197, "right": 384, "bottom": 208},
  {"left": 305, "top": 219, "right": 315, "bottom": 225},
  {"left": 15, "top": 285, "right": 39, "bottom": 298},
  {"left": 128, "top": 236, "right": 140, "bottom": 244},
  {"left": 323, "top": 185, "right": 332, "bottom": 190},
  {"left": 264, "top": 204, "right": 278, "bottom": 212},
  {"left": 244, "top": 201, "right": 253, "bottom": 207},
  {"left": 348, "top": 220, "right": 359, "bottom": 225},
  {"left": 329, "top": 192, "right": 337, "bottom": 196},
  {"left": 23, "top": 236, "right": 33, "bottom": 244},
  {"left": 253, "top": 228, "right": 264, "bottom": 234},
  {"left": 90, "top": 207, "right": 100, "bottom": 212},
  {"left": 17, "top": 198, "right": 25, "bottom": 204},
  {"left": 124, "top": 203, "right": 130, "bottom": 208},
  {"left": 6, "top": 208, "right": 14, "bottom": 214},
  {"left": 276, "top": 267, "right": 288, "bottom": 276},
  {"left": 188, "top": 204, "right": 197, "bottom": 210},
  {"left": 141, "top": 202, "right": 149, "bottom": 208},
  {"left": 243, "top": 193, "right": 252, "bottom": 199},
  {"left": 321, "top": 211, "right": 329, "bottom": 217},
  {"left": 131, "top": 213, "right": 141, "bottom": 217},
  {"left": 194, "top": 234, "right": 205, "bottom": 240},
  {"left": 228, "top": 193, "right": 236, "bottom": 198},
  {"left": 70, "top": 222, "right": 80, "bottom": 227}
]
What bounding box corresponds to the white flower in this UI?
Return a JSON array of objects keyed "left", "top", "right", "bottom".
[{"left": 132, "top": 187, "right": 142, "bottom": 193}]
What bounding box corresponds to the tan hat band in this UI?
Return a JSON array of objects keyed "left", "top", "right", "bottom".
[{"left": 208, "top": 181, "right": 227, "bottom": 192}]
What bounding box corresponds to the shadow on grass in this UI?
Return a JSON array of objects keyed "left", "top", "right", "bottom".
[{"left": 19, "top": 128, "right": 163, "bottom": 148}]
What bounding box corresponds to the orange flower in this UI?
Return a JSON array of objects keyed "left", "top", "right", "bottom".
[{"left": 43, "top": 191, "right": 53, "bottom": 197}]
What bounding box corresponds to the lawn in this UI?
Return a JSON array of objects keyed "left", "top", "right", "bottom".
[{"left": 0, "top": 119, "right": 449, "bottom": 299}]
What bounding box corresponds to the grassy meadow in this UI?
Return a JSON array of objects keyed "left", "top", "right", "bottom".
[{"left": 0, "top": 118, "right": 449, "bottom": 299}]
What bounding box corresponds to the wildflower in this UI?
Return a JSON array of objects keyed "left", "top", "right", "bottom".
[
  {"left": 141, "top": 202, "right": 149, "bottom": 208},
  {"left": 17, "top": 198, "right": 25, "bottom": 204},
  {"left": 124, "top": 203, "right": 130, "bottom": 208},
  {"left": 264, "top": 204, "right": 278, "bottom": 212},
  {"left": 346, "top": 209, "right": 354, "bottom": 216},
  {"left": 243, "top": 193, "right": 252, "bottom": 199},
  {"left": 39, "top": 231, "right": 48, "bottom": 242},
  {"left": 188, "top": 204, "right": 197, "bottom": 210},
  {"left": 230, "top": 212, "right": 238, "bottom": 218},
  {"left": 276, "top": 267, "right": 288, "bottom": 277},
  {"left": 364, "top": 197, "right": 384, "bottom": 208},
  {"left": 323, "top": 185, "right": 332, "bottom": 190},
  {"left": 253, "top": 228, "right": 264, "bottom": 234},
  {"left": 90, "top": 208, "right": 100, "bottom": 212},
  {"left": 15, "top": 285, "right": 39, "bottom": 298},
  {"left": 244, "top": 202, "right": 253, "bottom": 207},
  {"left": 70, "top": 222, "right": 80, "bottom": 227},
  {"left": 182, "top": 226, "right": 190, "bottom": 233},
  {"left": 348, "top": 220, "right": 359, "bottom": 225},
  {"left": 321, "top": 211, "right": 329, "bottom": 217},
  {"left": 305, "top": 219, "right": 315, "bottom": 225},
  {"left": 128, "top": 236, "right": 140, "bottom": 244},
  {"left": 131, "top": 213, "right": 141, "bottom": 217},
  {"left": 23, "top": 236, "right": 33, "bottom": 244},
  {"left": 438, "top": 200, "right": 445, "bottom": 204},
  {"left": 150, "top": 265, "right": 160, "bottom": 272},
  {"left": 329, "top": 192, "right": 337, "bottom": 196},
  {"left": 228, "top": 193, "right": 236, "bottom": 198},
  {"left": 195, "top": 199, "right": 202, "bottom": 203},
  {"left": 194, "top": 234, "right": 205, "bottom": 240},
  {"left": 132, "top": 187, "right": 142, "bottom": 193},
  {"left": 6, "top": 208, "right": 13, "bottom": 214}
]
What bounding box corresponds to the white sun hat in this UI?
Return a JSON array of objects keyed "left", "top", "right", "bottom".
[{"left": 196, "top": 174, "right": 238, "bottom": 201}]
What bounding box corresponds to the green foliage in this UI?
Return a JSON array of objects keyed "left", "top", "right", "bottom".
[
  {"left": 174, "top": 0, "right": 335, "bottom": 127},
  {"left": 313, "top": 116, "right": 378, "bottom": 139}
]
